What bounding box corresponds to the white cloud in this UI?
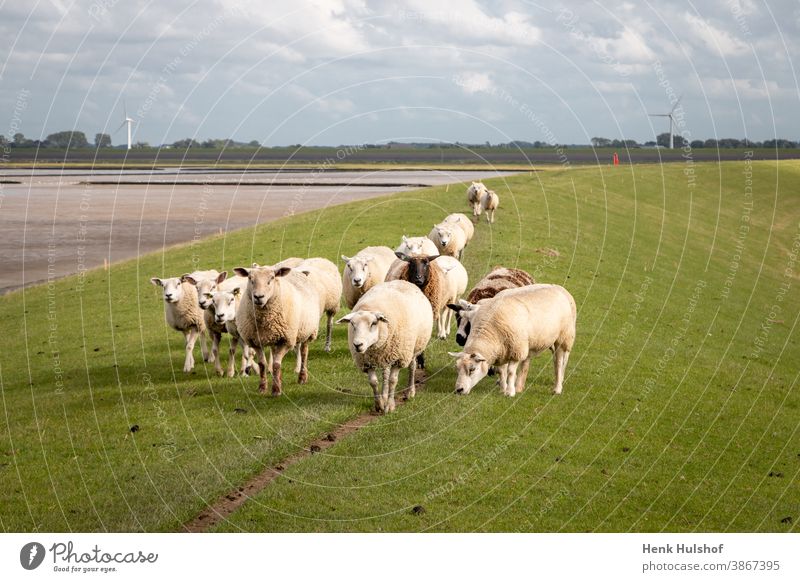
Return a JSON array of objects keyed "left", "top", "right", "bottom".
[
  {"left": 683, "top": 13, "right": 750, "bottom": 56},
  {"left": 454, "top": 72, "right": 493, "bottom": 94}
]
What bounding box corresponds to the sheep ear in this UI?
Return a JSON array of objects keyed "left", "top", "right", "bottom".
[
  {"left": 275, "top": 267, "right": 292, "bottom": 277},
  {"left": 150, "top": 277, "right": 164, "bottom": 287},
  {"left": 300, "top": 269, "right": 312, "bottom": 277},
  {"left": 429, "top": 254, "right": 442, "bottom": 261},
  {"left": 336, "top": 313, "right": 354, "bottom": 324},
  {"left": 401, "top": 235, "right": 408, "bottom": 242},
  {"left": 394, "top": 251, "right": 408, "bottom": 261},
  {"left": 447, "top": 303, "right": 462, "bottom": 313},
  {"left": 234, "top": 267, "right": 249, "bottom": 277},
  {"left": 341, "top": 255, "right": 351, "bottom": 263},
  {"left": 182, "top": 274, "right": 197, "bottom": 285},
  {"left": 216, "top": 271, "right": 228, "bottom": 284},
  {"left": 375, "top": 312, "right": 389, "bottom": 323},
  {"left": 447, "top": 351, "right": 464, "bottom": 358},
  {"left": 472, "top": 353, "right": 487, "bottom": 363},
  {"left": 252, "top": 262, "right": 260, "bottom": 268}
]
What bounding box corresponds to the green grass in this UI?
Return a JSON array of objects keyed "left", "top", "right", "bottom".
[{"left": 1, "top": 161, "right": 798, "bottom": 532}]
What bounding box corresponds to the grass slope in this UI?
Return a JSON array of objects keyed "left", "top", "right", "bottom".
[{"left": 1, "top": 161, "right": 798, "bottom": 532}]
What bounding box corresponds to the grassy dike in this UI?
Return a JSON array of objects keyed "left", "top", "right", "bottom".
[{"left": 1, "top": 161, "right": 798, "bottom": 532}]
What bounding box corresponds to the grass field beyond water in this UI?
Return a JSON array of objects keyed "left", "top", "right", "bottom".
[{"left": 1, "top": 160, "right": 798, "bottom": 532}]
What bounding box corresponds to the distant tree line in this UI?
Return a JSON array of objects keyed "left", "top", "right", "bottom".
[{"left": 2, "top": 131, "right": 798, "bottom": 150}]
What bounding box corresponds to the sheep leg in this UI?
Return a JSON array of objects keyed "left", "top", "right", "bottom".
[
  {"left": 324, "top": 312, "right": 333, "bottom": 352},
  {"left": 406, "top": 357, "right": 417, "bottom": 399},
  {"left": 516, "top": 355, "right": 532, "bottom": 393},
  {"left": 212, "top": 331, "right": 223, "bottom": 376},
  {"left": 505, "top": 361, "right": 519, "bottom": 397},
  {"left": 416, "top": 352, "right": 425, "bottom": 370},
  {"left": 498, "top": 363, "right": 509, "bottom": 393},
  {"left": 254, "top": 346, "right": 269, "bottom": 393},
  {"left": 227, "top": 336, "right": 238, "bottom": 378},
  {"left": 294, "top": 344, "right": 302, "bottom": 374},
  {"left": 200, "top": 329, "right": 210, "bottom": 362},
  {"left": 270, "top": 343, "right": 291, "bottom": 396},
  {"left": 436, "top": 309, "right": 447, "bottom": 340},
  {"left": 367, "top": 369, "right": 380, "bottom": 412},
  {"left": 553, "top": 347, "right": 570, "bottom": 395},
  {"left": 297, "top": 342, "right": 310, "bottom": 384},
  {"left": 387, "top": 367, "right": 400, "bottom": 413},
  {"left": 378, "top": 367, "right": 391, "bottom": 413},
  {"left": 183, "top": 329, "right": 199, "bottom": 372}
]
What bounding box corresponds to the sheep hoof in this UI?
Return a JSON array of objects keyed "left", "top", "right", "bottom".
[
  {"left": 272, "top": 388, "right": 283, "bottom": 397},
  {"left": 258, "top": 382, "right": 268, "bottom": 394},
  {"left": 324, "top": 344, "right": 332, "bottom": 353},
  {"left": 298, "top": 371, "right": 308, "bottom": 384}
]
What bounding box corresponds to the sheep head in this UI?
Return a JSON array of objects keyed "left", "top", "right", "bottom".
[
  {"left": 150, "top": 277, "right": 184, "bottom": 304},
  {"left": 394, "top": 252, "right": 441, "bottom": 288},
  {"left": 448, "top": 351, "right": 490, "bottom": 394},
  {"left": 234, "top": 265, "right": 291, "bottom": 307},
  {"left": 336, "top": 310, "right": 389, "bottom": 353}
]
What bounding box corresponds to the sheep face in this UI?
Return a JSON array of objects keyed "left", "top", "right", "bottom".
[
  {"left": 432, "top": 226, "right": 452, "bottom": 248},
  {"left": 234, "top": 266, "right": 291, "bottom": 308},
  {"left": 447, "top": 299, "right": 481, "bottom": 346},
  {"left": 150, "top": 277, "right": 184, "bottom": 304},
  {"left": 211, "top": 290, "right": 238, "bottom": 325},
  {"left": 337, "top": 311, "right": 388, "bottom": 353},
  {"left": 448, "top": 351, "right": 490, "bottom": 394},
  {"left": 184, "top": 272, "right": 228, "bottom": 309},
  {"left": 395, "top": 252, "right": 440, "bottom": 288},
  {"left": 343, "top": 256, "right": 370, "bottom": 288}
]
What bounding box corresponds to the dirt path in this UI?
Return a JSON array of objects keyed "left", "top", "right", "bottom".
[{"left": 181, "top": 370, "right": 427, "bottom": 532}]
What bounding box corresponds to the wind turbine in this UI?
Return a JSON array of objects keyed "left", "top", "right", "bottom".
[
  {"left": 648, "top": 95, "right": 682, "bottom": 149},
  {"left": 115, "top": 102, "right": 135, "bottom": 149}
]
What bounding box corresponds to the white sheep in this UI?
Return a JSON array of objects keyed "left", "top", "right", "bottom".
[
  {"left": 182, "top": 271, "right": 248, "bottom": 371},
  {"left": 449, "top": 284, "right": 576, "bottom": 397},
  {"left": 294, "top": 257, "right": 342, "bottom": 352},
  {"left": 341, "top": 246, "right": 398, "bottom": 309},
  {"left": 467, "top": 181, "right": 487, "bottom": 217},
  {"left": 395, "top": 235, "right": 439, "bottom": 257},
  {"left": 234, "top": 264, "right": 321, "bottom": 395},
  {"left": 480, "top": 189, "right": 500, "bottom": 223},
  {"left": 447, "top": 266, "right": 536, "bottom": 346},
  {"left": 337, "top": 280, "right": 433, "bottom": 413},
  {"left": 428, "top": 221, "right": 468, "bottom": 260},
  {"left": 209, "top": 288, "right": 259, "bottom": 377},
  {"left": 385, "top": 253, "right": 468, "bottom": 340},
  {"left": 150, "top": 276, "right": 206, "bottom": 372},
  {"left": 442, "top": 212, "right": 474, "bottom": 244}
]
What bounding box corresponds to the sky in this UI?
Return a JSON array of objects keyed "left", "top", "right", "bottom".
[{"left": 1, "top": 0, "right": 798, "bottom": 146}]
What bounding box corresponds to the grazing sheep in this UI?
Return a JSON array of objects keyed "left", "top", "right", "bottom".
[
  {"left": 341, "top": 246, "right": 398, "bottom": 309},
  {"left": 447, "top": 266, "right": 536, "bottom": 346},
  {"left": 210, "top": 288, "right": 258, "bottom": 377},
  {"left": 442, "top": 212, "right": 474, "bottom": 244},
  {"left": 480, "top": 189, "right": 500, "bottom": 223},
  {"left": 395, "top": 235, "right": 439, "bottom": 257},
  {"left": 385, "top": 253, "right": 468, "bottom": 340},
  {"left": 467, "top": 181, "right": 487, "bottom": 217},
  {"left": 150, "top": 276, "right": 206, "bottom": 372},
  {"left": 234, "top": 264, "right": 321, "bottom": 395},
  {"left": 337, "top": 280, "right": 433, "bottom": 413},
  {"left": 428, "top": 221, "right": 468, "bottom": 260},
  {"left": 294, "top": 257, "right": 343, "bottom": 352},
  {"left": 449, "top": 284, "right": 576, "bottom": 397}
]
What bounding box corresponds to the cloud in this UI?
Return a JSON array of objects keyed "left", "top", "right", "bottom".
[
  {"left": 454, "top": 72, "right": 493, "bottom": 95},
  {"left": 683, "top": 12, "right": 751, "bottom": 56}
]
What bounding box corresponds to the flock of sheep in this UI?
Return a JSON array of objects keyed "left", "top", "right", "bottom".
[{"left": 150, "top": 180, "right": 577, "bottom": 413}]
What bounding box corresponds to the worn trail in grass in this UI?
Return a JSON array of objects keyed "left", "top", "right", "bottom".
[{"left": 1, "top": 161, "right": 798, "bottom": 532}]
